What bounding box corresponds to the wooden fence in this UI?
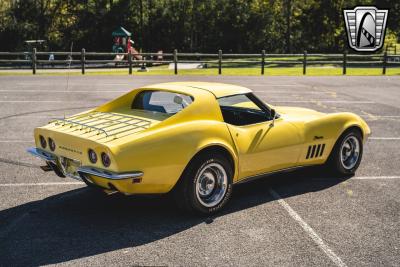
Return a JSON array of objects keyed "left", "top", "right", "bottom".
[{"left": 0, "top": 49, "right": 399, "bottom": 75}]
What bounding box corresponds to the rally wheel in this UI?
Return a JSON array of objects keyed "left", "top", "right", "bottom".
[{"left": 174, "top": 153, "right": 233, "bottom": 214}]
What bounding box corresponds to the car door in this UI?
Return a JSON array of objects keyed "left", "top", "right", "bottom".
[
  {"left": 218, "top": 93, "right": 303, "bottom": 181},
  {"left": 227, "top": 118, "right": 302, "bottom": 180}
]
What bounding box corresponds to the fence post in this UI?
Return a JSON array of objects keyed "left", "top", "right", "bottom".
[
  {"left": 382, "top": 52, "right": 387, "bottom": 75},
  {"left": 343, "top": 51, "right": 347, "bottom": 75},
  {"left": 81, "top": 48, "right": 85, "bottom": 75},
  {"left": 303, "top": 50, "right": 307, "bottom": 75},
  {"left": 173, "top": 49, "right": 178, "bottom": 75},
  {"left": 32, "top": 48, "right": 37, "bottom": 75},
  {"left": 261, "top": 50, "right": 265, "bottom": 75},
  {"left": 128, "top": 50, "right": 132, "bottom": 75},
  {"left": 218, "top": 49, "right": 222, "bottom": 75}
]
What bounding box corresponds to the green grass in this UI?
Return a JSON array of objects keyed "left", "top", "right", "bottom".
[{"left": 1, "top": 66, "right": 399, "bottom": 76}]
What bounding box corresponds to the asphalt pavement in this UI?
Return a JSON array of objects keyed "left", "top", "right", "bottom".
[{"left": 0, "top": 75, "right": 399, "bottom": 266}]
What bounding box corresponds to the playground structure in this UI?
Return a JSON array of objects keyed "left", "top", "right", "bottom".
[{"left": 112, "top": 26, "right": 142, "bottom": 61}]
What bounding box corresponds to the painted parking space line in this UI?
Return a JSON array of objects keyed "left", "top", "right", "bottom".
[
  {"left": 0, "top": 100, "right": 105, "bottom": 103},
  {"left": 0, "top": 90, "right": 128, "bottom": 93},
  {"left": 0, "top": 140, "right": 33, "bottom": 143},
  {"left": 248, "top": 84, "right": 309, "bottom": 87},
  {"left": 0, "top": 100, "right": 66, "bottom": 103},
  {"left": 352, "top": 176, "right": 400, "bottom": 180},
  {"left": 363, "top": 115, "right": 400, "bottom": 118},
  {"left": 369, "top": 137, "right": 400, "bottom": 140},
  {"left": 254, "top": 91, "right": 334, "bottom": 94},
  {"left": 0, "top": 182, "right": 84, "bottom": 187},
  {"left": 270, "top": 100, "right": 374, "bottom": 104},
  {"left": 269, "top": 188, "right": 347, "bottom": 267},
  {"left": 311, "top": 176, "right": 400, "bottom": 182}
]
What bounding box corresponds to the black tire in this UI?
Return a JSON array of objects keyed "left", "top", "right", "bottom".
[
  {"left": 328, "top": 128, "right": 363, "bottom": 176},
  {"left": 173, "top": 153, "right": 233, "bottom": 215}
]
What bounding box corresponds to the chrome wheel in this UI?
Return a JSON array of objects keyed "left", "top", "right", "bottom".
[
  {"left": 195, "top": 162, "right": 228, "bottom": 208},
  {"left": 340, "top": 135, "right": 360, "bottom": 170}
]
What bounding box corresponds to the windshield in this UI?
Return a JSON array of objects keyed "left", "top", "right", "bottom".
[
  {"left": 218, "top": 94, "right": 261, "bottom": 111},
  {"left": 217, "top": 93, "right": 272, "bottom": 126}
]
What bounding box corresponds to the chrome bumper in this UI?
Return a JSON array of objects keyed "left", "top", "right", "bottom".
[
  {"left": 77, "top": 166, "right": 143, "bottom": 180},
  {"left": 27, "top": 147, "right": 56, "bottom": 162},
  {"left": 27, "top": 147, "right": 143, "bottom": 180}
]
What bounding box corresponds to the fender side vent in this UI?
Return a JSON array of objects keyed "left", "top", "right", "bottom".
[{"left": 306, "top": 144, "right": 326, "bottom": 159}]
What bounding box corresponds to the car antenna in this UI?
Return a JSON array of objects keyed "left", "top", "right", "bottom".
[{"left": 64, "top": 42, "right": 73, "bottom": 119}]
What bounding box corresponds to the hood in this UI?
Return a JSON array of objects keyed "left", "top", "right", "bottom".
[{"left": 275, "top": 106, "right": 325, "bottom": 121}]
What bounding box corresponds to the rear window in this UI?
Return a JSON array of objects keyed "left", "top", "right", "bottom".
[{"left": 131, "top": 90, "right": 193, "bottom": 114}]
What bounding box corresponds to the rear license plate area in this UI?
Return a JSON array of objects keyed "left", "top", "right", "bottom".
[{"left": 58, "top": 156, "right": 82, "bottom": 180}]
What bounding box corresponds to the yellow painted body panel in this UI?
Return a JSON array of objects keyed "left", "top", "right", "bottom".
[{"left": 32, "top": 82, "right": 370, "bottom": 194}]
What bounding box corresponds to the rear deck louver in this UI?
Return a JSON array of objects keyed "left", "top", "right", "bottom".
[{"left": 306, "top": 144, "right": 325, "bottom": 159}]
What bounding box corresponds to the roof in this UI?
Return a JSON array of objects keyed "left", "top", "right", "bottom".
[
  {"left": 141, "top": 82, "right": 252, "bottom": 98},
  {"left": 112, "top": 27, "right": 131, "bottom": 37}
]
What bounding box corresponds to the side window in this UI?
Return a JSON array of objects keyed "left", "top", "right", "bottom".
[
  {"left": 218, "top": 94, "right": 270, "bottom": 126},
  {"left": 132, "top": 90, "right": 193, "bottom": 114}
]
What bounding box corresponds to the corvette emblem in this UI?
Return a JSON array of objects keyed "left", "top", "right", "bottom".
[{"left": 343, "top": 6, "right": 388, "bottom": 52}]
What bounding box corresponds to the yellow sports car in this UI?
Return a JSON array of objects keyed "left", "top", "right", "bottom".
[{"left": 28, "top": 82, "right": 370, "bottom": 214}]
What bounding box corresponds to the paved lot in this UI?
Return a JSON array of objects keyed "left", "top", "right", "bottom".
[{"left": 0, "top": 75, "right": 399, "bottom": 266}]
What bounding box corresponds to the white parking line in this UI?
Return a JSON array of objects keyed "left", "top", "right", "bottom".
[
  {"left": 270, "top": 100, "right": 374, "bottom": 104},
  {"left": 0, "top": 100, "right": 105, "bottom": 103},
  {"left": 0, "top": 100, "right": 66, "bottom": 103},
  {"left": 0, "top": 140, "right": 33, "bottom": 143},
  {"left": 368, "top": 115, "right": 400, "bottom": 118},
  {"left": 0, "top": 182, "right": 84, "bottom": 187},
  {"left": 269, "top": 188, "right": 347, "bottom": 267},
  {"left": 352, "top": 176, "right": 400, "bottom": 180},
  {"left": 369, "top": 137, "right": 400, "bottom": 140},
  {"left": 0, "top": 90, "right": 127, "bottom": 93},
  {"left": 254, "top": 91, "right": 332, "bottom": 94},
  {"left": 249, "top": 84, "right": 308, "bottom": 87}
]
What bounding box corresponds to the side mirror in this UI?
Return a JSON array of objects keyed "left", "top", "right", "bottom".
[{"left": 269, "top": 109, "right": 276, "bottom": 127}]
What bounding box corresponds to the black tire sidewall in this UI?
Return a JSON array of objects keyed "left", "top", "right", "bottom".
[
  {"left": 332, "top": 130, "right": 363, "bottom": 175},
  {"left": 187, "top": 156, "right": 233, "bottom": 214}
]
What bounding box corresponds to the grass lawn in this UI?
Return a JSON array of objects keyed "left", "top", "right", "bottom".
[{"left": 0, "top": 66, "right": 399, "bottom": 76}]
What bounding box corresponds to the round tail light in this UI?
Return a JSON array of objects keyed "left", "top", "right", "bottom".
[
  {"left": 101, "top": 152, "right": 111, "bottom": 167},
  {"left": 39, "top": 135, "right": 47, "bottom": 148},
  {"left": 48, "top": 138, "right": 56, "bottom": 151},
  {"left": 88, "top": 149, "right": 97, "bottom": 164}
]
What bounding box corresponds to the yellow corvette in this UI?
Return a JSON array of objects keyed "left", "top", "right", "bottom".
[{"left": 28, "top": 82, "right": 370, "bottom": 214}]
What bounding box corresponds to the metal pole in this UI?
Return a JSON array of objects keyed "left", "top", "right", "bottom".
[
  {"left": 343, "top": 51, "right": 347, "bottom": 75},
  {"left": 383, "top": 51, "right": 387, "bottom": 75},
  {"left": 218, "top": 49, "right": 222, "bottom": 75},
  {"left": 128, "top": 50, "right": 132, "bottom": 75},
  {"left": 32, "top": 48, "right": 36, "bottom": 75},
  {"left": 303, "top": 50, "right": 307, "bottom": 75},
  {"left": 81, "top": 48, "right": 85, "bottom": 75},
  {"left": 261, "top": 50, "right": 265, "bottom": 75},
  {"left": 174, "top": 49, "right": 178, "bottom": 75}
]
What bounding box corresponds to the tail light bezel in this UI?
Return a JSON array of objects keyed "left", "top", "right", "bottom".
[
  {"left": 39, "top": 135, "right": 47, "bottom": 149},
  {"left": 88, "top": 149, "right": 98, "bottom": 164},
  {"left": 101, "top": 152, "right": 111, "bottom": 167},
  {"left": 48, "top": 137, "right": 56, "bottom": 151}
]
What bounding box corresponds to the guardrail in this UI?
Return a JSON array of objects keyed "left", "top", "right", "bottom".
[{"left": 0, "top": 49, "right": 399, "bottom": 75}]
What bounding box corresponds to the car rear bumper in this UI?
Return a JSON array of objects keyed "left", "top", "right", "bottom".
[{"left": 27, "top": 147, "right": 143, "bottom": 181}]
